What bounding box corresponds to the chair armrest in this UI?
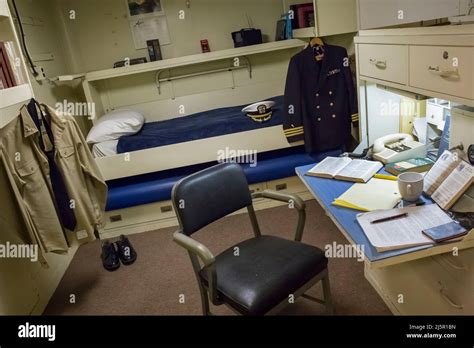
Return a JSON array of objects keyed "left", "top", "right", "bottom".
[
  {"left": 173, "top": 231, "right": 220, "bottom": 305},
  {"left": 252, "top": 190, "right": 306, "bottom": 211},
  {"left": 173, "top": 231, "right": 215, "bottom": 267},
  {"left": 251, "top": 190, "right": 307, "bottom": 242}
]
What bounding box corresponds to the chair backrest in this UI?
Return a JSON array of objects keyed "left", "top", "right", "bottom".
[{"left": 172, "top": 163, "right": 252, "bottom": 236}]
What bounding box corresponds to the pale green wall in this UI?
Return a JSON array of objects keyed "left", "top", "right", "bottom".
[
  {"left": 12, "top": 0, "right": 89, "bottom": 132},
  {"left": 55, "top": 0, "right": 285, "bottom": 72},
  {"left": 0, "top": 0, "right": 81, "bottom": 315}
]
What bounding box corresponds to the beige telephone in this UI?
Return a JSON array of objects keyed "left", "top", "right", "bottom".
[{"left": 372, "top": 133, "right": 427, "bottom": 164}]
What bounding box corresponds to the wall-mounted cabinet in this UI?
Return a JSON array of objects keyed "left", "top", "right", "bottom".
[
  {"left": 358, "top": 0, "right": 469, "bottom": 30},
  {"left": 284, "top": 0, "right": 357, "bottom": 38},
  {"left": 355, "top": 25, "right": 474, "bottom": 107},
  {"left": 0, "top": 0, "right": 33, "bottom": 126},
  {"left": 355, "top": 24, "right": 474, "bottom": 149}
]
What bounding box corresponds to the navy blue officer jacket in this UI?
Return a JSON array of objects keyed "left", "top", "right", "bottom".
[{"left": 283, "top": 44, "right": 358, "bottom": 153}]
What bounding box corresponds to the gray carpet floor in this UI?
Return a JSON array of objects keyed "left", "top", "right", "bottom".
[{"left": 45, "top": 200, "right": 391, "bottom": 315}]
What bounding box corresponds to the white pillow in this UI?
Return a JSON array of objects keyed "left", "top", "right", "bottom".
[{"left": 86, "top": 109, "right": 145, "bottom": 144}]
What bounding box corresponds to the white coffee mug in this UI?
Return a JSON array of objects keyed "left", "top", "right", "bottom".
[{"left": 398, "top": 172, "right": 424, "bottom": 202}]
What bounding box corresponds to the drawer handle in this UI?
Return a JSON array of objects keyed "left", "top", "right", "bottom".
[
  {"left": 440, "top": 288, "right": 463, "bottom": 310},
  {"left": 109, "top": 215, "right": 122, "bottom": 223},
  {"left": 428, "top": 66, "right": 460, "bottom": 79},
  {"left": 369, "top": 59, "right": 387, "bottom": 69},
  {"left": 160, "top": 205, "right": 173, "bottom": 213},
  {"left": 275, "top": 183, "right": 287, "bottom": 191},
  {"left": 444, "top": 257, "right": 468, "bottom": 271}
]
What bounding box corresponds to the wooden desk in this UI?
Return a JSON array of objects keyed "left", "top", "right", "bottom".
[{"left": 296, "top": 164, "right": 474, "bottom": 314}]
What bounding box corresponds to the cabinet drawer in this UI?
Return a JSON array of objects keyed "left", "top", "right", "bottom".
[
  {"left": 266, "top": 176, "right": 307, "bottom": 194},
  {"left": 426, "top": 103, "right": 445, "bottom": 126},
  {"left": 432, "top": 248, "right": 474, "bottom": 285},
  {"left": 105, "top": 200, "right": 176, "bottom": 230},
  {"left": 359, "top": 44, "right": 408, "bottom": 84},
  {"left": 366, "top": 256, "right": 473, "bottom": 315},
  {"left": 410, "top": 46, "right": 474, "bottom": 100},
  {"left": 416, "top": 256, "right": 473, "bottom": 313}
]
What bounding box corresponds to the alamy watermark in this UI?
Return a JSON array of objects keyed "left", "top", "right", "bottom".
[
  {"left": 0, "top": 242, "right": 38, "bottom": 262},
  {"left": 380, "top": 99, "right": 422, "bottom": 117},
  {"left": 325, "top": 242, "right": 365, "bottom": 262},
  {"left": 18, "top": 322, "right": 55, "bottom": 342},
  {"left": 55, "top": 100, "right": 96, "bottom": 120},
  {"left": 217, "top": 147, "right": 258, "bottom": 168}
]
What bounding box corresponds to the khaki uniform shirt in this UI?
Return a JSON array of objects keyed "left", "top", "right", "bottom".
[{"left": 0, "top": 104, "right": 107, "bottom": 255}]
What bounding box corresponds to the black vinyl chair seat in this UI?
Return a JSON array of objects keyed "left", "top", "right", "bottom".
[{"left": 199, "top": 235, "right": 328, "bottom": 315}]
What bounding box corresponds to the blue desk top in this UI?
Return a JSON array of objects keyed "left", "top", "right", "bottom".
[{"left": 296, "top": 164, "right": 433, "bottom": 262}]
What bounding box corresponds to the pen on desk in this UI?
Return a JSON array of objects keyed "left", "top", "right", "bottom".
[{"left": 370, "top": 212, "right": 409, "bottom": 224}]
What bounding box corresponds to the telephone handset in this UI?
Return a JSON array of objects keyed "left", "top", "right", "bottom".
[{"left": 372, "top": 133, "right": 427, "bottom": 164}]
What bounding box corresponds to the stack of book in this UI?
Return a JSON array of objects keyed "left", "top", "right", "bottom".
[
  {"left": 385, "top": 157, "right": 435, "bottom": 175},
  {"left": 0, "top": 41, "right": 27, "bottom": 89},
  {"left": 290, "top": 3, "right": 315, "bottom": 29}
]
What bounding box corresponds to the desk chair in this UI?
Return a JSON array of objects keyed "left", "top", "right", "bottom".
[{"left": 172, "top": 163, "right": 333, "bottom": 316}]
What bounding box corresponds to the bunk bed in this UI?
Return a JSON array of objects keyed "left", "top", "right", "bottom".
[
  {"left": 97, "top": 95, "right": 344, "bottom": 237},
  {"left": 116, "top": 96, "right": 285, "bottom": 154},
  {"left": 80, "top": 40, "right": 347, "bottom": 237}
]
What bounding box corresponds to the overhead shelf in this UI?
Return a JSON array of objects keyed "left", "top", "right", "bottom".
[
  {"left": 85, "top": 39, "right": 306, "bottom": 82},
  {"left": 0, "top": 0, "right": 9, "bottom": 17},
  {"left": 293, "top": 27, "right": 316, "bottom": 39},
  {"left": 0, "top": 84, "right": 33, "bottom": 128},
  {"left": 0, "top": 84, "right": 33, "bottom": 109}
]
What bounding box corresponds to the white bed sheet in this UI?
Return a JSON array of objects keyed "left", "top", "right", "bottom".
[{"left": 92, "top": 140, "right": 119, "bottom": 158}]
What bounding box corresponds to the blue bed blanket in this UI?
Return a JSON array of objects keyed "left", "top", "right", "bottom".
[{"left": 117, "top": 96, "right": 284, "bottom": 154}]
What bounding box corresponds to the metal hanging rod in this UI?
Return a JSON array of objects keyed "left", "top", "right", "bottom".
[{"left": 155, "top": 56, "right": 252, "bottom": 94}]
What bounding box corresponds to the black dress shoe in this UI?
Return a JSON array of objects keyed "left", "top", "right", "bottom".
[
  {"left": 115, "top": 235, "right": 137, "bottom": 265},
  {"left": 101, "top": 241, "right": 120, "bottom": 272}
]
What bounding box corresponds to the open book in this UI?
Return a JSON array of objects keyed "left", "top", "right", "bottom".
[
  {"left": 423, "top": 151, "right": 473, "bottom": 210},
  {"left": 306, "top": 157, "right": 383, "bottom": 183}
]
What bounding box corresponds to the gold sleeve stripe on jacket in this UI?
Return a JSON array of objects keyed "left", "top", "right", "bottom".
[
  {"left": 284, "top": 127, "right": 303, "bottom": 134},
  {"left": 284, "top": 126, "right": 303, "bottom": 132},
  {"left": 285, "top": 131, "right": 304, "bottom": 137},
  {"left": 284, "top": 129, "right": 304, "bottom": 135}
]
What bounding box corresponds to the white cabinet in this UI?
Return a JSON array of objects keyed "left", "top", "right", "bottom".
[
  {"left": 0, "top": 0, "right": 33, "bottom": 127},
  {"left": 366, "top": 250, "right": 474, "bottom": 315},
  {"left": 355, "top": 25, "right": 474, "bottom": 107},
  {"left": 286, "top": 0, "right": 357, "bottom": 38},
  {"left": 358, "top": 0, "right": 464, "bottom": 30}
]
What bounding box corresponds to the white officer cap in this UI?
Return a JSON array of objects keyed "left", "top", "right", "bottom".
[{"left": 242, "top": 100, "right": 275, "bottom": 122}]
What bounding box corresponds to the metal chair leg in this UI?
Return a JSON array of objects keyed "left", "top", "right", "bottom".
[
  {"left": 198, "top": 287, "right": 211, "bottom": 316},
  {"left": 322, "top": 273, "right": 334, "bottom": 315},
  {"left": 188, "top": 252, "right": 212, "bottom": 315}
]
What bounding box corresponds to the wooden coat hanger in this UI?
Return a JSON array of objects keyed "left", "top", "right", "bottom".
[
  {"left": 310, "top": 37, "right": 324, "bottom": 47},
  {"left": 310, "top": 37, "right": 325, "bottom": 61}
]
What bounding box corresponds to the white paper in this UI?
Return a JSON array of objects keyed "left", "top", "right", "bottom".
[
  {"left": 432, "top": 162, "right": 474, "bottom": 210},
  {"left": 357, "top": 204, "right": 453, "bottom": 252},
  {"left": 130, "top": 15, "right": 170, "bottom": 49},
  {"left": 413, "top": 117, "right": 427, "bottom": 144}
]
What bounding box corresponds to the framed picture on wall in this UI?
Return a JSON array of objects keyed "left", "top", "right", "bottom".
[
  {"left": 127, "top": 0, "right": 164, "bottom": 18},
  {"left": 126, "top": 0, "right": 170, "bottom": 49}
]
